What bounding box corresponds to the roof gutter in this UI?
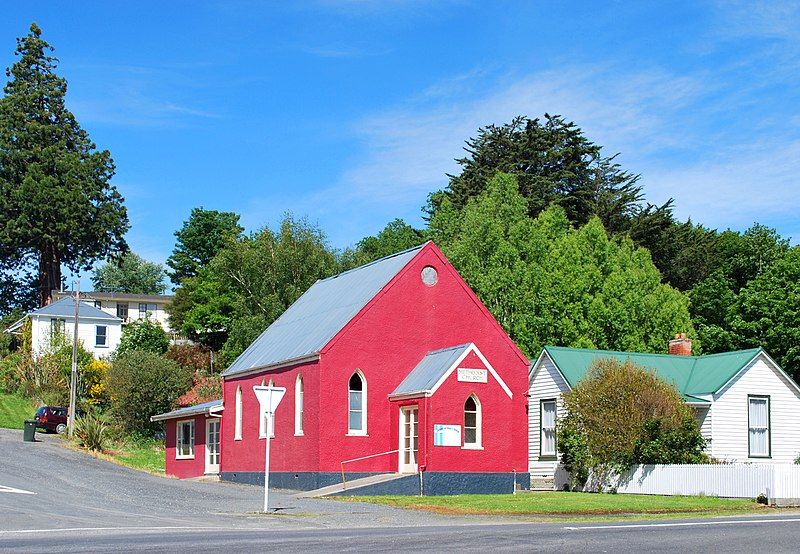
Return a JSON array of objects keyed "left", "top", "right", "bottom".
[
  {"left": 150, "top": 402, "right": 224, "bottom": 422},
  {"left": 222, "top": 353, "right": 320, "bottom": 380}
]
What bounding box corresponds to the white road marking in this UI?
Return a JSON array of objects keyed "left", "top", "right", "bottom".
[
  {"left": 0, "top": 485, "right": 35, "bottom": 495},
  {"left": 565, "top": 517, "right": 800, "bottom": 531},
  {"left": 0, "top": 526, "right": 228, "bottom": 535}
]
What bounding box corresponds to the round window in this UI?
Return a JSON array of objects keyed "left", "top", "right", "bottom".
[{"left": 421, "top": 266, "right": 438, "bottom": 286}]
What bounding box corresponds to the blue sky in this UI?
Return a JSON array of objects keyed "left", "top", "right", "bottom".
[{"left": 1, "top": 1, "right": 798, "bottom": 272}]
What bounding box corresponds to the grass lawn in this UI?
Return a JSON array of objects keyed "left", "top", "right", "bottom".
[
  {"left": 341, "top": 491, "right": 768, "bottom": 517},
  {"left": 0, "top": 392, "right": 35, "bottom": 429},
  {"left": 103, "top": 437, "right": 166, "bottom": 474}
]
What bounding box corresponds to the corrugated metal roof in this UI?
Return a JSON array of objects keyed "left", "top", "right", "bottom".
[
  {"left": 391, "top": 344, "right": 472, "bottom": 397},
  {"left": 31, "top": 297, "right": 120, "bottom": 321},
  {"left": 223, "top": 243, "right": 427, "bottom": 377},
  {"left": 541, "top": 345, "right": 763, "bottom": 395},
  {"left": 150, "top": 399, "right": 223, "bottom": 422}
]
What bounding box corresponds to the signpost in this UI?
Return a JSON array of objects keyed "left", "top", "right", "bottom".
[{"left": 253, "top": 385, "right": 286, "bottom": 513}]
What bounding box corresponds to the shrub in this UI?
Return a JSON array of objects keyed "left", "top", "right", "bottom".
[
  {"left": 117, "top": 319, "right": 170, "bottom": 356},
  {"left": 83, "top": 359, "right": 111, "bottom": 409},
  {"left": 558, "top": 358, "right": 706, "bottom": 487},
  {"left": 166, "top": 343, "right": 213, "bottom": 373},
  {"left": 106, "top": 350, "right": 192, "bottom": 435},
  {"left": 74, "top": 413, "right": 107, "bottom": 451}
]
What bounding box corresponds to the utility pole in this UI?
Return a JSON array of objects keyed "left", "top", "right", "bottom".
[{"left": 67, "top": 279, "right": 80, "bottom": 437}]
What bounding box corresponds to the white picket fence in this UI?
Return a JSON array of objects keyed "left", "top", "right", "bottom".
[{"left": 554, "top": 464, "right": 800, "bottom": 505}]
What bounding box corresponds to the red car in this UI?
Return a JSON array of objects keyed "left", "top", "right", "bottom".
[{"left": 34, "top": 406, "right": 68, "bottom": 434}]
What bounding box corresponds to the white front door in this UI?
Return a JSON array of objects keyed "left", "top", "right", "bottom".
[
  {"left": 399, "top": 406, "right": 419, "bottom": 473},
  {"left": 205, "top": 419, "right": 220, "bottom": 474}
]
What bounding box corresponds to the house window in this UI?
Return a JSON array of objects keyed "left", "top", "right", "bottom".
[
  {"left": 138, "top": 303, "right": 157, "bottom": 319},
  {"left": 235, "top": 386, "right": 242, "bottom": 440},
  {"left": 95, "top": 325, "right": 107, "bottom": 347},
  {"left": 748, "top": 396, "right": 770, "bottom": 458},
  {"left": 176, "top": 419, "right": 195, "bottom": 459},
  {"left": 259, "top": 379, "right": 275, "bottom": 438},
  {"left": 295, "top": 374, "right": 304, "bottom": 435},
  {"left": 50, "top": 318, "right": 66, "bottom": 336},
  {"left": 348, "top": 372, "right": 366, "bottom": 434},
  {"left": 116, "top": 303, "right": 128, "bottom": 320},
  {"left": 540, "top": 399, "right": 557, "bottom": 458},
  {"left": 464, "top": 395, "right": 482, "bottom": 448}
]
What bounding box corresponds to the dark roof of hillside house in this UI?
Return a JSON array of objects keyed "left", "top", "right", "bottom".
[
  {"left": 52, "top": 290, "right": 174, "bottom": 302},
  {"left": 222, "top": 243, "right": 427, "bottom": 378},
  {"left": 29, "top": 297, "right": 121, "bottom": 321},
  {"left": 539, "top": 345, "right": 767, "bottom": 397}
]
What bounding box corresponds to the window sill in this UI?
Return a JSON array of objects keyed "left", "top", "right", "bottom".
[
  {"left": 294, "top": 432, "right": 304, "bottom": 437},
  {"left": 95, "top": 345, "right": 108, "bottom": 348},
  {"left": 234, "top": 437, "right": 242, "bottom": 441},
  {"left": 538, "top": 455, "right": 558, "bottom": 461},
  {"left": 346, "top": 432, "right": 368, "bottom": 437},
  {"left": 461, "top": 444, "right": 484, "bottom": 450},
  {"left": 176, "top": 455, "right": 195, "bottom": 460},
  {"left": 749, "top": 455, "right": 771, "bottom": 459}
]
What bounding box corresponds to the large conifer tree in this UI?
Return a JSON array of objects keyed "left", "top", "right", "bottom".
[{"left": 0, "top": 23, "right": 128, "bottom": 307}]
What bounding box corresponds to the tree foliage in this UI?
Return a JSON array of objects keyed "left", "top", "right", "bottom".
[
  {"left": 559, "top": 358, "right": 706, "bottom": 487},
  {"left": 168, "top": 214, "right": 340, "bottom": 363},
  {"left": 428, "top": 114, "right": 673, "bottom": 240},
  {"left": 106, "top": 350, "right": 192, "bottom": 435},
  {"left": 343, "top": 218, "right": 426, "bottom": 268},
  {"left": 430, "top": 173, "right": 694, "bottom": 357},
  {"left": 116, "top": 318, "right": 170, "bottom": 356},
  {"left": 0, "top": 23, "right": 128, "bottom": 307},
  {"left": 92, "top": 251, "right": 167, "bottom": 295},
  {"left": 166, "top": 207, "right": 243, "bottom": 286}
]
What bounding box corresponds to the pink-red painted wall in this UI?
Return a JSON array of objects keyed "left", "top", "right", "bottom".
[
  {"left": 218, "top": 242, "right": 529, "bottom": 476},
  {"left": 165, "top": 414, "right": 211, "bottom": 479},
  {"left": 220, "top": 359, "right": 320, "bottom": 475}
]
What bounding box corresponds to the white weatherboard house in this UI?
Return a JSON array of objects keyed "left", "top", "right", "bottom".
[
  {"left": 5, "top": 297, "right": 122, "bottom": 358},
  {"left": 52, "top": 290, "right": 175, "bottom": 335},
  {"left": 529, "top": 337, "right": 800, "bottom": 485}
]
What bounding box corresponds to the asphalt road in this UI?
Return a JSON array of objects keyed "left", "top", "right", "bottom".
[{"left": 3, "top": 428, "right": 800, "bottom": 552}]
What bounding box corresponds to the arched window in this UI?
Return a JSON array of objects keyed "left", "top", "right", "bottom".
[
  {"left": 260, "top": 379, "right": 274, "bottom": 438},
  {"left": 464, "top": 395, "right": 481, "bottom": 448},
  {"left": 348, "top": 371, "right": 366, "bottom": 435},
  {"left": 234, "top": 386, "right": 243, "bottom": 440},
  {"left": 295, "top": 374, "right": 304, "bottom": 435}
]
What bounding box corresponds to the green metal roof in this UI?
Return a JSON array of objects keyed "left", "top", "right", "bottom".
[{"left": 541, "top": 346, "right": 763, "bottom": 396}]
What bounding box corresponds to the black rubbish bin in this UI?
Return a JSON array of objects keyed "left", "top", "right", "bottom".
[{"left": 23, "top": 420, "right": 36, "bottom": 442}]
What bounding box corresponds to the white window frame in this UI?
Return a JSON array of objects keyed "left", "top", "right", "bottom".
[
  {"left": 176, "top": 419, "right": 195, "bottom": 459},
  {"left": 462, "top": 394, "right": 482, "bottom": 449},
  {"left": 95, "top": 325, "right": 107, "bottom": 347},
  {"left": 259, "top": 379, "right": 275, "bottom": 439},
  {"left": 234, "top": 386, "right": 243, "bottom": 440},
  {"left": 540, "top": 399, "right": 558, "bottom": 458},
  {"left": 748, "top": 395, "right": 771, "bottom": 458},
  {"left": 295, "top": 374, "right": 304, "bottom": 436},
  {"left": 347, "top": 370, "right": 367, "bottom": 436}
]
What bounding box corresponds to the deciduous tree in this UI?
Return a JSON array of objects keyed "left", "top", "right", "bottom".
[{"left": 92, "top": 252, "right": 167, "bottom": 295}]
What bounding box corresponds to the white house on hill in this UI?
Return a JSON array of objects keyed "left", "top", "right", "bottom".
[
  {"left": 5, "top": 297, "right": 122, "bottom": 358},
  {"left": 52, "top": 290, "right": 175, "bottom": 335}
]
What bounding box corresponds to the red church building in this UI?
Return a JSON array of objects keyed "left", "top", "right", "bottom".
[{"left": 154, "top": 242, "right": 530, "bottom": 494}]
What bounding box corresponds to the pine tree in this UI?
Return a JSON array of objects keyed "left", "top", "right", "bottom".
[{"left": 0, "top": 23, "right": 128, "bottom": 307}]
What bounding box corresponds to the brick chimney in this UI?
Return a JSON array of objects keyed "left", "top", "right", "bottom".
[{"left": 669, "top": 333, "right": 692, "bottom": 356}]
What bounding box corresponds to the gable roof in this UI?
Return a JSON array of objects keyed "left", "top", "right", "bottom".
[
  {"left": 540, "top": 345, "right": 764, "bottom": 396},
  {"left": 223, "top": 244, "right": 426, "bottom": 377},
  {"left": 30, "top": 297, "right": 120, "bottom": 322},
  {"left": 390, "top": 343, "right": 513, "bottom": 399}
]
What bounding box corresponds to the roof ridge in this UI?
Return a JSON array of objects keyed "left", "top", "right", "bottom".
[
  {"left": 318, "top": 242, "right": 428, "bottom": 283},
  {"left": 545, "top": 345, "right": 762, "bottom": 360}
]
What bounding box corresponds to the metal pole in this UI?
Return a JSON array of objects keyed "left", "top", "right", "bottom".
[
  {"left": 68, "top": 279, "right": 80, "bottom": 437},
  {"left": 264, "top": 412, "right": 271, "bottom": 512}
]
